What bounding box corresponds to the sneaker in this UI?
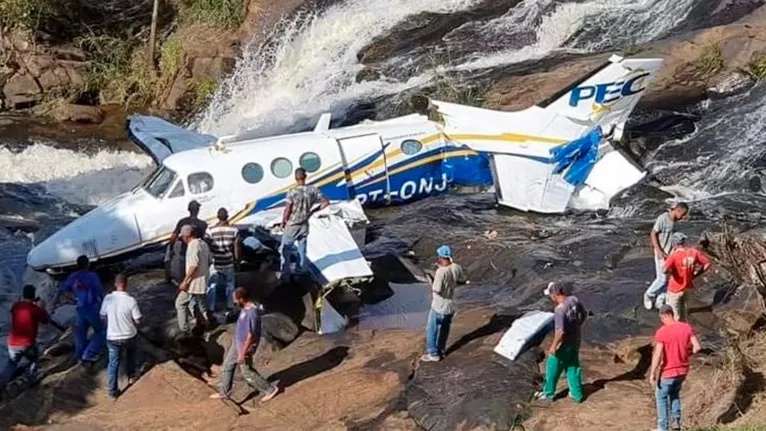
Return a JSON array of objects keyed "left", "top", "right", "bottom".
[
  {"left": 533, "top": 391, "right": 553, "bottom": 402},
  {"left": 420, "top": 354, "right": 441, "bottom": 363},
  {"left": 108, "top": 392, "right": 119, "bottom": 401},
  {"left": 209, "top": 393, "right": 230, "bottom": 400},
  {"left": 260, "top": 385, "right": 280, "bottom": 403},
  {"left": 643, "top": 293, "right": 654, "bottom": 310}
]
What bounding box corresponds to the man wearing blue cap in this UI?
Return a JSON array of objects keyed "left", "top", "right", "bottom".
[{"left": 421, "top": 245, "right": 467, "bottom": 362}]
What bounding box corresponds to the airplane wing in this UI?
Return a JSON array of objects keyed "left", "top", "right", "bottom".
[{"left": 126, "top": 115, "right": 218, "bottom": 163}]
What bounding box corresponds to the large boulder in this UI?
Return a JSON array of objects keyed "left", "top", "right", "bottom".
[
  {"left": 3, "top": 73, "right": 41, "bottom": 108},
  {"left": 707, "top": 70, "right": 756, "bottom": 98},
  {"left": 44, "top": 103, "right": 104, "bottom": 124}
]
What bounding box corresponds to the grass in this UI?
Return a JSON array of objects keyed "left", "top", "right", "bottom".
[
  {"left": 182, "top": 0, "right": 244, "bottom": 28},
  {"left": 189, "top": 76, "right": 218, "bottom": 109},
  {"left": 0, "top": 0, "right": 41, "bottom": 30},
  {"left": 696, "top": 43, "right": 725, "bottom": 77},
  {"left": 749, "top": 52, "right": 766, "bottom": 80}
]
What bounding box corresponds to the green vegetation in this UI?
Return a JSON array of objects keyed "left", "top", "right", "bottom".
[
  {"left": 182, "top": 0, "right": 245, "bottom": 29},
  {"left": 189, "top": 76, "right": 218, "bottom": 109},
  {"left": 622, "top": 44, "right": 645, "bottom": 57},
  {"left": 696, "top": 43, "right": 725, "bottom": 77},
  {"left": 0, "top": 0, "right": 40, "bottom": 30},
  {"left": 749, "top": 51, "right": 766, "bottom": 80}
]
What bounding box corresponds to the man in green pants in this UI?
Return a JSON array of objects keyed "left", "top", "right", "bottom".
[{"left": 535, "top": 281, "right": 587, "bottom": 403}]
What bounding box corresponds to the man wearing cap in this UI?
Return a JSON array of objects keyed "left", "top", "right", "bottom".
[
  {"left": 207, "top": 208, "right": 241, "bottom": 314},
  {"left": 0, "top": 285, "right": 50, "bottom": 394},
  {"left": 649, "top": 305, "right": 701, "bottom": 431},
  {"left": 420, "top": 245, "right": 467, "bottom": 362},
  {"left": 662, "top": 232, "right": 711, "bottom": 322},
  {"left": 536, "top": 281, "right": 587, "bottom": 403},
  {"left": 644, "top": 203, "right": 689, "bottom": 310},
  {"left": 166, "top": 201, "right": 208, "bottom": 283},
  {"left": 280, "top": 168, "right": 329, "bottom": 278},
  {"left": 176, "top": 224, "right": 213, "bottom": 334}
]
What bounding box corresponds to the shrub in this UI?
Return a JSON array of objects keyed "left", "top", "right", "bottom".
[
  {"left": 749, "top": 51, "right": 766, "bottom": 80},
  {"left": 0, "top": 0, "right": 41, "bottom": 30},
  {"left": 696, "top": 43, "right": 724, "bottom": 77},
  {"left": 182, "top": 0, "right": 244, "bottom": 29},
  {"left": 189, "top": 76, "right": 218, "bottom": 109}
]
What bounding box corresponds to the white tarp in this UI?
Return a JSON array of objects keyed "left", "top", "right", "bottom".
[
  {"left": 358, "top": 283, "right": 431, "bottom": 331},
  {"left": 494, "top": 311, "right": 555, "bottom": 361}
]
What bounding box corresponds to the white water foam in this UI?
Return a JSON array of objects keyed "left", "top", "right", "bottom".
[
  {"left": 199, "top": 0, "right": 695, "bottom": 136},
  {"left": 0, "top": 143, "right": 153, "bottom": 206},
  {"left": 197, "top": 0, "right": 483, "bottom": 136}
]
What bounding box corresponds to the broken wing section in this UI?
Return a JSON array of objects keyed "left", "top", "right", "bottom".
[{"left": 127, "top": 115, "right": 218, "bottom": 163}]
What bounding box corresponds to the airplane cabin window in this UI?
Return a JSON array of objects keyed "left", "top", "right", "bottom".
[
  {"left": 242, "top": 163, "right": 264, "bottom": 184},
  {"left": 167, "top": 180, "right": 185, "bottom": 198},
  {"left": 299, "top": 152, "right": 321, "bottom": 173},
  {"left": 188, "top": 172, "right": 215, "bottom": 195},
  {"left": 271, "top": 157, "right": 293, "bottom": 179},
  {"left": 143, "top": 167, "right": 177, "bottom": 198},
  {"left": 401, "top": 139, "right": 423, "bottom": 155}
]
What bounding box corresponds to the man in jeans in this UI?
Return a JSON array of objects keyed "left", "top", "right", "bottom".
[
  {"left": 176, "top": 225, "right": 212, "bottom": 335},
  {"left": 60, "top": 255, "right": 105, "bottom": 363},
  {"left": 649, "top": 305, "right": 701, "bottom": 431},
  {"left": 280, "top": 168, "right": 329, "bottom": 278},
  {"left": 207, "top": 208, "right": 240, "bottom": 314},
  {"left": 0, "top": 285, "right": 50, "bottom": 395},
  {"left": 100, "top": 274, "right": 142, "bottom": 400},
  {"left": 420, "top": 245, "right": 466, "bottom": 362},
  {"left": 210, "top": 287, "right": 279, "bottom": 402},
  {"left": 663, "top": 232, "right": 711, "bottom": 322},
  {"left": 644, "top": 203, "right": 689, "bottom": 310},
  {"left": 536, "top": 281, "right": 587, "bottom": 403}
]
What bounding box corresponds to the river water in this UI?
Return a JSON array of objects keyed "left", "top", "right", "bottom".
[{"left": 0, "top": 0, "right": 764, "bottom": 367}]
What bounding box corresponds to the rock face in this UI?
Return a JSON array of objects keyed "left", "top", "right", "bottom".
[{"left": 407, "top": 308, "right": 540, "bottom": 431}]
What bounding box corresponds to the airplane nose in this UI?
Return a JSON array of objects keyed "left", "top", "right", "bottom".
[{"left": 27, "top": 224, "right": 90, "bottom": 270}]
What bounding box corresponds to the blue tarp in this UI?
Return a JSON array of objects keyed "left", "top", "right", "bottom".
[
  {"left": 126, "top": 115, "right": 217, "bottom": 163},
  {"left": 549, "top": 127, "right": 603, "bottom": 186}
]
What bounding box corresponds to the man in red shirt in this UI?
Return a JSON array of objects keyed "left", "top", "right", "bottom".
[
  {"left": 649, "top": 305, "right": 702, "bottom": 431},
  {"left": 0, "top": 285, "right": 50, "bottom": 395},
  {"left": 662, "top": 232, "right": 711, "bottom": 321}
]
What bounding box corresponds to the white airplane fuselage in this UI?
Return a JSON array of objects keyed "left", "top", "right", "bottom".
[{"left": 27, "top": 55, "right": 664, "bottom": 270}]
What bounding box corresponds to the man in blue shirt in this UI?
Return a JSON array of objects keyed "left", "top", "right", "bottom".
[
  {"left": 210, "top": 287, "right": 278, "bottom": 402},
  {"left": 60, "top": 255, "right": 105, "bottom": 363}
]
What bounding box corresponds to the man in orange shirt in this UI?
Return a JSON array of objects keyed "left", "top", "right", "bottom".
[{"left": 662, "top": 233, "right": 711, "bottom": 321}]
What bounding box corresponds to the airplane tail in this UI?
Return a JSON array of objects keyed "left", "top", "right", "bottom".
[{"left": 537, "top": 55, "right": 663, "bottom": 141}]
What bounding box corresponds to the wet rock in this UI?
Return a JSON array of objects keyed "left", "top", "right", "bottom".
[
  {"left": 355, "top": 67, "right": 381, "bottom": 83},
  {"left": 46, "top": 104, "right": 104, "bottom": 124},
  {"left": 707, "top": 70, "right": 755, "bottom": 98},
  {"left": 2, "top": 73, "right": 42, "bottom": 108},
  {"left": 190, "top": 57, "right": 235, "bottom": 79},
  {"left": 161, "top": 75, "right": 188, "bottom": 111},
  {"left": 407, "top": 308, "right": 539, "bottom": 431}
]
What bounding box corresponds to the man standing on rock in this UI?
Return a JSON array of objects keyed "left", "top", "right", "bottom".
[
  {"left": 165, "top": 200, "right": 208, "bottom": 283},
  {"left": 280, "top": 168, "right": 329, "bottom": 278},
  {"left": 176, "top": 225, "right": 212, "bottom": 335},
  {"left": 420, "top": 245, "right": 467, "bottom": 362},
  {"left": 100, "top": 273, "right": 142, "bottom": 400},
  {"left": 60, "top": 255, "right": 106, "bottom": 364},
  {"left": 211, "top": 287, "right": 279, "bottom": 402},
  {"left": 649, "top": 304, "right": 701, "bottom": 431},
  {"left": 207, "top": 208, "right": 240, "bottom": 315},
  {"left": 644, "top": 202, "right": 689, "bottom": 310},
  {"left": 536, "top": 281, "right": 587, "bottom": 403},
  {"left": 0, "top": 285, "right": 50, "bottom": 395},
  {"left": 663, "top": 232, "right": 711, "bottom": 322}
]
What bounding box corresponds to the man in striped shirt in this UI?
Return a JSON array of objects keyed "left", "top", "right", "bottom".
[{"left": 207, "top": 208, "right": 241, "bottom": 313}]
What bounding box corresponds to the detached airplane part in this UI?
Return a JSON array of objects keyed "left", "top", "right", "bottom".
[{"left": 27, "top": 54, "right": 662, "bottom": 272}]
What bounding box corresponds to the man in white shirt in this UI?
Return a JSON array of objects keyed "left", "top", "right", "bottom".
[{"left": 100, "top": 273, "right": 142, "bottom": 400}]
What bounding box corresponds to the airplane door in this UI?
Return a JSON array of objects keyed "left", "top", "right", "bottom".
[{"left": 336, "top": 134, "right": 390, "bottom": 204}]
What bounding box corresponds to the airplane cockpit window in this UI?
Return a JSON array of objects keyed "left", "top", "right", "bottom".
[
  {"left": 299, "top": 152, "right": 321, "bottom": 173},
  {"left": 241, "top": 163, "right": 264, "bottom": 184},
  {"left": 167, "top": 180, "right": 185, "bottom": 198},
  {"left": 143, "top": 166, "right": 177, "bottom": 198},
  {"left": 188, "top": 172, "right": 214, "bottom": 195},
  {"left": 401, "top": 139, "right": 423, "bottom": 156},
  {"left": 271, "top": 157, "right": 293, "bottom": 179}
]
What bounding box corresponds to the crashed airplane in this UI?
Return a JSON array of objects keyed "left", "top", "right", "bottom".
[{"left": 27, "top": 55, "right": 662, "bottom": 276}]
